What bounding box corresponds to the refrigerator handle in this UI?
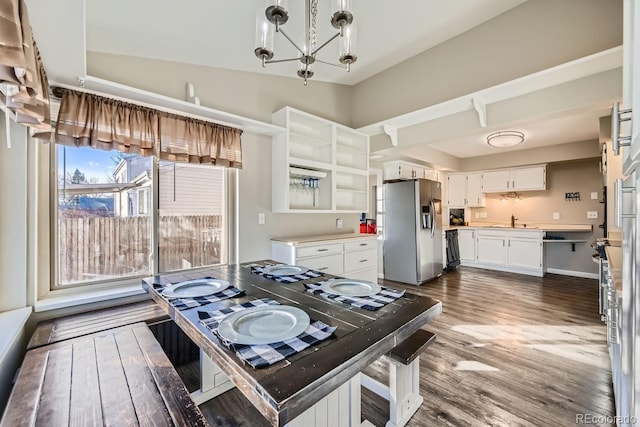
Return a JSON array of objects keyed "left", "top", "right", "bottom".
[{"left": 431, "top": 199, "right": 436, "bottom": 238}]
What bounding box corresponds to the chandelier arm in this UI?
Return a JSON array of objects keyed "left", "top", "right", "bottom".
[
  {"left": 310, "top": 32, "right": 341, "bottom": 56},
  {"left": 265, "top": 57, "right": 301, "bottom": 64},
  {"left": 278, "top": 27, "right": 306, "bottom": 56},
  {"left": 314, "top": 59, "right": 348, "bottom": 69}
]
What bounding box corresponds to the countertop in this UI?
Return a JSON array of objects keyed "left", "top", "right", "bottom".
[
  {"left": 605, "top": 246, "right": 623, "bottom": 293},
  {"left": 271, "top": 232, "right": 378, "bottom": 245},
  {"left": 444, "top": 223, "right": 593, "bottom": 232}
]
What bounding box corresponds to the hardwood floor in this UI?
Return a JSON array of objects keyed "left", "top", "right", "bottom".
[{"left": 177, "top": 266, "right": 615, "bottom": 426}]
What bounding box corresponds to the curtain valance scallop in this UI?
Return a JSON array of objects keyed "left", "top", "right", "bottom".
[{"left": 54, "top": 89, "right": 243, "bottom": 169}]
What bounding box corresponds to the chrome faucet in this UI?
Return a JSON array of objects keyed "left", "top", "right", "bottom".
[{"left": 511, "top": 214, "right": 518, "bottom": 228}]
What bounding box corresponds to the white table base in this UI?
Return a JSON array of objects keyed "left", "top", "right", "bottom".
[
  {"left": 190, "top": 350, "right": 236, "bottom": 405},
  {"left": 361, "top": 356, "right": 423, "bottom": 427}
]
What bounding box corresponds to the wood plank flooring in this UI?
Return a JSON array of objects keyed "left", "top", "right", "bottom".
[{"left": 176, "top": 266, "right": 614, "bottom": 426}]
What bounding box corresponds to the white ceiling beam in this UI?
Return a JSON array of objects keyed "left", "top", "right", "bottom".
[{"left": 357, "top": 46, "right": 623, "bottom": 136}]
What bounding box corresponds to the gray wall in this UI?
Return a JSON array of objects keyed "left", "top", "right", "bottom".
[
  {"left": 87, "top": 52, "right": 354, "bottom": 126},
  {"left": 351, "top": 0, "right": 623, "bottom": 127}
]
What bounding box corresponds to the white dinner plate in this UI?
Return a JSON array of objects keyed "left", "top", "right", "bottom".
[
  {"left": 262, "top": 264, "right": 309, "bottom": 276},
  {"left": 161, "top": 279, "right": 230, "bottom": 298},
  {"left": 320, "top": 278, "right": 381, "bottom": 297},
  {"left": 217, "top": 305, "right": 311, "bottom": 345}
]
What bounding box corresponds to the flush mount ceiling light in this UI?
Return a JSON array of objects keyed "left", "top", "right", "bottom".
[
  {"left": 254, "top": 0, "right": 357, "bottom": 85},
  {"left": 486, "top": 131, "right": 525, "bottom": 148}
]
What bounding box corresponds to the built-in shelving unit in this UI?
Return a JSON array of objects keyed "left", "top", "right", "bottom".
[{"left": 272, "top": 107, "right": 369, "bottom": 213}]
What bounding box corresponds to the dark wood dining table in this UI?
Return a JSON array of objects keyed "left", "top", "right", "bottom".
[{"left": 142, "top": 260, "right": 442, "bottom": 426}]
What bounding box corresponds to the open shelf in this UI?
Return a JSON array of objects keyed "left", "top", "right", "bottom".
[{"left": 272, "top": 106, "right": 370, "bottom": 213}]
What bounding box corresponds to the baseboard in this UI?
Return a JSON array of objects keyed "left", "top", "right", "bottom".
[{"left": 545, "top": 268, "right": 598, "bottom": 280}]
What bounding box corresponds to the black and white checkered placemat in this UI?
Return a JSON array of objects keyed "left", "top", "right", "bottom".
[
  {"left": 198, "top": 298, "right": 336, "bottom": 368},
  {"left": 303, "top": 282, "right": 405, "bottom": 311},
  {"left": 154, "top": 278, "right": 245, "bottom": 310},
  {"left": 249, "top": 264, "right": 325, "bottom": 283}
]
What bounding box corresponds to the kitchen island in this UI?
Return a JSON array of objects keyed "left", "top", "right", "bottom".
[{"left": 143, "top": 260, "right": 441, "bottom": 426}]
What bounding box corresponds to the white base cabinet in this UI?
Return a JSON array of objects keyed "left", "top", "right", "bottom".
[
  {"left": 271, "top": 234, "right": 378, "bottom": 283},
  {"left": 458, "top": 228, "right": 543, "bottom": 276}
]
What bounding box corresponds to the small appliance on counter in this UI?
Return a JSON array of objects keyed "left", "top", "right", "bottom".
[
  {"left": 359, "top": 213, "right": 377, "bottom": 234},
  {"left": 450, "top": 208, "right": 465, "bottom": 226}
]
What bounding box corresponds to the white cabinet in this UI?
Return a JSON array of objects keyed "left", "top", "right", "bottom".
[
  {"left": 457, "top": 229, "right": 476, "bottom": 262},
  {"left": 447, "top": 173, "right": 485, "bottom": 207},
  {"left": 476, "top": 230, "right": 507, "bottom": 265},
  {"left": 482, "top": 166, "right": 546, "bottom": 193},
  {"left": 271, "top": 235, "right": 378, "bottom": 283},
  {"left": 384, "top": 161, "right": 439, "bottom": 182},
  {"left": 447, "top": 174, "right": 467, "bottom": 207},
  {"left": 467, "top": 172, "right": 485, "bottom": 207},
  {"left": 463, "top": 228, "right": 543, "bottom": 276},
  {"left": 272, "top": 107, "right": 369, "bottom": 213},
  {"left": 507, "top": 230, "right": 543, "bottom": 270},
  {"left": 511, "top": 166, "right": 546, "bottom": 191}
]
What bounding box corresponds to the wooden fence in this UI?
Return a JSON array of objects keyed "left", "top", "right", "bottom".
[{"left": 58, "top": 215, "right": 223, "bottom": 283}]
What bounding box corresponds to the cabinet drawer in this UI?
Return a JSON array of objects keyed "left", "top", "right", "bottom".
[
  {"left": 344, "top": 267, "right": 378, "bottom": 283},
  {"left": 344, "top": 239, "right": 377, "bottom": 252},
  {"left": 344, "top": 248, "right": 377, "bottom": 272},
  {"left": 508, "top": 230, "right": 542, "bottom": 239},
  {"left": 298, "top": 254, "right": 343, "bottom": 275},
  {"left": 297, "top": 243, "right": 343, "bottom": 258},
  {"left": 477, "top": 229, "right": 508, "bottom": 238}
]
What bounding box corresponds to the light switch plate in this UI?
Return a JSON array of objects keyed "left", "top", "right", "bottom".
[
  {"left": 587, "top": 211, "right": 598, "bottom": 219},
  {"left": 258, "top": 213, "right": 266, "bottom": 224},
  {"left": 336, "top": 218, "right": 343, "bottom": 228},
  {"left": 591, "top": 192, "right": 598, "bottom": 200},
  {"left": 553, "top": 212, "right": 560, "bottom": 220}
]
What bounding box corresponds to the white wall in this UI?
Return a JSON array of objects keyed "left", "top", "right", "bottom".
[{"left": 0, "top": 115, "right": 28, "bottom": 311}]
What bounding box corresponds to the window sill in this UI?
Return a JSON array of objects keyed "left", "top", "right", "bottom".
[
  {"left": 0, "top": 307, "right": 32, "bottom": 364},
  {"left": 34, "top": 284, "right": 148, "bottom": 312}
]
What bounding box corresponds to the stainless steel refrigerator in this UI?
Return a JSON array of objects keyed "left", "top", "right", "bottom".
[{"left": 383, "top": 179, "right": 443, "bottom": 285}]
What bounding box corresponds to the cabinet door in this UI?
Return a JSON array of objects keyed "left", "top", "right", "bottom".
[
  {"left": 448, "top": 174, "right": 468, "bottom": 206},
  {"left": 466, "top": 172, "right": 485, "bottom": 207},
  {"left": 508, "top": 238, "right": 542, "bottom": 270},
  {"left": 482, "top": 170, "right": 510, "bottom": 192},
  {"left": 512, "top": 166, "right": 546, "bottom": 191},
  {"left": 398, "top": 163, "right": 414, "bottom": 179},
  {"left": 458, "top": 229, "right": 476, "bottom": 262},
  {"left": 477, "top": 236, "right": 507, "bottom": 265}
]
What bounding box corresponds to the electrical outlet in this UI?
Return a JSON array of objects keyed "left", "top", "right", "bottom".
[
  {"left": 479, "top": 212, "right": 487, "bottom": 219},
  {"left": 553, "top": 212, "right": 560, "bottom": 220},
  {"left": 258, "top": 212, "right": 265, "bottom": 225},
  {"left": 336, "top": 218, "right": 343, "bottom": 228},
  {"left": 474, "top": 213, "right": 480, "bottom": 219},
  {"left": 587, "top": 211, "right": 598, "bottom": 219},
  {"left": 591, "top": 192, "right": 598, "bottom": 200}
]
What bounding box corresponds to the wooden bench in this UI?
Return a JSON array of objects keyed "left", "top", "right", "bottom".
[
  {"left": 361, "top": 329, "right": 436, "bottom": 427},
  {"left": 27, "top": 300, "right": 169, "bottom": 350},
  {"left": 1, "top": 323, "right": 206, "bottom": 427}
]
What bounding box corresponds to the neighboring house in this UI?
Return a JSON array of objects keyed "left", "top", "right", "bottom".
[
  {"left": 113, "top": 156, "right": 152, "bottom": 217},
  {"left": 113, "top": 157, "right": 224, "bottom": 217}
]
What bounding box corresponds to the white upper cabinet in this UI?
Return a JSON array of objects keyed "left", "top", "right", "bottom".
[
  {"left": 482, "top": 166, "right": 546, "bottom": 193},
  {"left": 447, "top": 173, "right": 485, "bottom": 207},
  {"left": 467, "top": 172, "right": 485, "bottom": 207},
  {"left": 447, "top": 174, "right": 468, "bottom": 207},
  {"left": 272, "top": 107, "right": 369, "bottom": 213},
  {"left": 384, "top": 161, "right": 439, "bottom": 182}
]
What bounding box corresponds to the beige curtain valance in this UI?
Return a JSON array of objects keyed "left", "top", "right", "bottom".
[
  {"left": 55, "top": 89, "right": 243, "bottom": 169},
  {"left": 0, "top": 0, "right": 52, "bottom": 135}
]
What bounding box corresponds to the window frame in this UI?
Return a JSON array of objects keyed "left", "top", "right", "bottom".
[{"left": 48, "top": 143, "right": 235, "bottom": 293}]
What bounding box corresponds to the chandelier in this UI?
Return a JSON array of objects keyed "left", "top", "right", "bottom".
[{"left": 254, "top": 0, "right": 357, "bottom": 85}]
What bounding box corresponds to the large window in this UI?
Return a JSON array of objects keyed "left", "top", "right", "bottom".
[{"left": 55, "top": 145, "right": 228, "bottom": 288}]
